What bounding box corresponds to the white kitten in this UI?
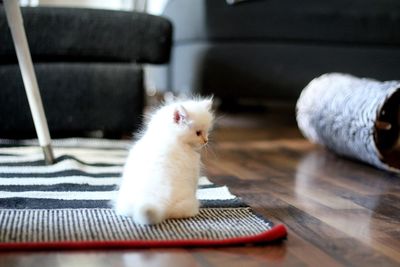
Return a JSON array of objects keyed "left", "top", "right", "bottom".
[{"left": 114, "top": 98, "right": 214, "bottom": 225}]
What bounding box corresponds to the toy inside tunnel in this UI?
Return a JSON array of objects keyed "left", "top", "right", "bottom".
[{"left": 296, "top": 73, "right": 400, "bottom": 173}]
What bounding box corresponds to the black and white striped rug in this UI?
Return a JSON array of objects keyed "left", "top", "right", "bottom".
[{"left": 0, "top": 139, "right": 286, "bottom": 250}]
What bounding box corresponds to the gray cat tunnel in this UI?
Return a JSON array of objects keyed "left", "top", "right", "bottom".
[{"left": 296, "top": 73, "right": 400, "bottom": 173}]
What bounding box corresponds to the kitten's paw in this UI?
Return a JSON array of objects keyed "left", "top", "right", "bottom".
[
  {"left": 135, "top": 204, "right": 164, "bottom": 225},
  {"left": 114, "top": 200, "right": 135, "bottom": 217}
]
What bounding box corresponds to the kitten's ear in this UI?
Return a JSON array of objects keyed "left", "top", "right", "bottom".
[
  {"left": 173, "top": 105, "right": 188, "bottom": 124},
  {"left": 202, "top": 97, "right": 213, "bottom": 110}
]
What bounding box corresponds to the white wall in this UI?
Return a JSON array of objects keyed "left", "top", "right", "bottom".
[
  {"left": 146, "top": 0, "right": 168, "bottom": 15},
  {"left": 20, "top": 0, "right": 169, "bottom": 13},
  {"left": 37, "top": 0, "right": 135, "bottom": 10}
]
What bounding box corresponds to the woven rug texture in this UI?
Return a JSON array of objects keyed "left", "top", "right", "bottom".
[{"left": 0, "top": 139, "right": 286, "bottom": 249}]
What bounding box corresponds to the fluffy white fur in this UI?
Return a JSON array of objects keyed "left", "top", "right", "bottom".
[{"left": 114, "top": 98, "right": 214, "bottom": 225}]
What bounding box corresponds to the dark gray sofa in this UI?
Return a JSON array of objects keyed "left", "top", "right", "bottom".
[
  {"left": 0, "top": 6, "right": 172, "bottom": 137},
  {"left": 149, "top": 0, "right": 400, "bottom": 103}
]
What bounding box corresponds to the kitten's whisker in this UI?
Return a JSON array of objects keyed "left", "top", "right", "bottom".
[{"left": 202, "top": 141, "right": 217, "bottom": 161}]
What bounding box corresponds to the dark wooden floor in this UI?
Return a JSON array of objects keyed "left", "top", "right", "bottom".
[{"left": 1, "top": 106, "right": 400, "bottom": 267}]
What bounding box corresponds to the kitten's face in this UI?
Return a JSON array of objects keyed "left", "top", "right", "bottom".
[{"left": 173, "top": 99, "right": 214, "bottom": 149}]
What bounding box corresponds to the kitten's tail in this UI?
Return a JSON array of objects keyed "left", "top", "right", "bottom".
[{"left": 135, "top": 204, "right": 164, "bottom": 225}]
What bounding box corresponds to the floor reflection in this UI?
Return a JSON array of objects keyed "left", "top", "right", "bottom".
[
  {"left": 123, "top": 250, "right": 195, "bottom": 267},
  {"left": 121, "top": 246, "right": 288, "bottom": 267},
  {"left": 294, "top": 149, "right": 394, "bottom": 242}
]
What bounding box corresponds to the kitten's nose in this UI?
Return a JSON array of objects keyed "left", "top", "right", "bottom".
[{"left": 202, "top": 137, "right": 208, "bottom": 144}]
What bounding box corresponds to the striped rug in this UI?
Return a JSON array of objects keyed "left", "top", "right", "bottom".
[{"left": 0, "top": 138, "right": 287, "bottom": 250}]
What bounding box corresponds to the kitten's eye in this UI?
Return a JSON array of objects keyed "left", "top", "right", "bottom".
[{"left": 196, "top": 130, "right": 202, "bottom": 136}]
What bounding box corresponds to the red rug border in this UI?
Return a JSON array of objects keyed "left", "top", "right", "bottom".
[{"left": 0, "top": 224, "right": 287, "bottom": 251}]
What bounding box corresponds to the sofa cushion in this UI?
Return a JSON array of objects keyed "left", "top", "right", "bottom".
[
  {"left": 164, "top": 0, "right": 400, "bottom": 46},
  {"left": 0, "top": 7, "right": 172, "bottom": 63}
]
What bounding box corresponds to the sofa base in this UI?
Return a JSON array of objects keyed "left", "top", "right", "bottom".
[
  {"left": 168, "top": 42, "right": 400, "bottom": 100},
  {"left": 0, "top": 63, "right": 144, "bottom": 138}
]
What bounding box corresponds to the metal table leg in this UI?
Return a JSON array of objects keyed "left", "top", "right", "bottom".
[{"left": 4, "top": 0, "right": 55, "bottom": 164}]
